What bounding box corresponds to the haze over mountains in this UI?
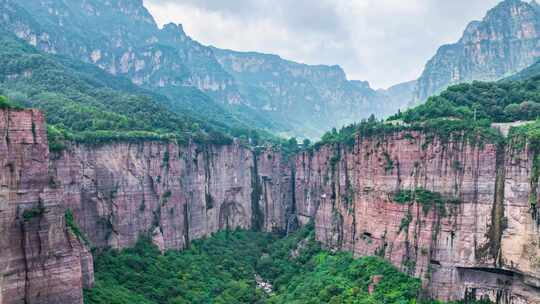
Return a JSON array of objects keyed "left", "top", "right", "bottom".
[{"left": 1, "top": 0, "right": 540, "bottom": 138}]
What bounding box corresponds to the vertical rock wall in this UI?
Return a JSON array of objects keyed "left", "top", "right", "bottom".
[
  {"left": 3, "top": 109, "right": 540, "bottom": 303},
  {"left": 0, "top": 109, "right": 92, "bottom": 304},
  {"left": 51, "top": 142, "right": 292, "bottom": 251},
  {"left": 293, "top": 132, "right": 540, "bottom": 303}
]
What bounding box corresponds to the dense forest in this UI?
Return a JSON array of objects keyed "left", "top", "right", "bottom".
[
  {"left": 317, "top": 75, "right": 540, "bottom": 149},
  {"left": 84, "top": 227, "right": 490, "bottom": 304}
]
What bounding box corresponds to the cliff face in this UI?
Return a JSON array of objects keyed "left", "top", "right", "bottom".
[
  {"left": 50, "top": 142, "right": 292, "bottom": 251},
  {"left": 0, "top": 109, "right": 92, "bottom": 304},
  {"left": 294, "top": 132, "right": 540, "bottom": 303},
  {"left": 413, "top": 0, "right": 540, "bottom": 104},
  {"left": 3, "top": 109, "right": 540, "bottom": 303}
]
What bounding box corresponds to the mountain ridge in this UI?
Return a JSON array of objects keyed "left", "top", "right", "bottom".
[
  {"left": 0, "top": 0, "right": 403, "bottom": 139},
  {"left": 411, "top": 0, "right": 540, "bottom": 104}
]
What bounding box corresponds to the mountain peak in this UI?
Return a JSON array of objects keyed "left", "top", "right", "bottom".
[
  {"left": 485, "top": 0, "right": 533, "bottom": 17},
  {"left": 162, "top": 22, "right": 186, "bottom": 37},
  {"left": 413, "top": 0, "right": 540, "bottom": 104}
]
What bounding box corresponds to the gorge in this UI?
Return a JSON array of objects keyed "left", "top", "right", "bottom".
[
  {"left": 2, "top": 107, "right": 540, "bottom": 303},
  {"left": 2, "top": 0, "right": 540, "bottom": 303}
]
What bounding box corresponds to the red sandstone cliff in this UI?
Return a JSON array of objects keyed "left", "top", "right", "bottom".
[
  {"left": 0, "top": 109, "right": 92, "bottom": 304},
  {"left": 50, "top": 142, "right": 292, "bottom": 251},
  {"left": 2, "top": 109, "right": 540, "bottom": 303},
  {"left": 294, "top": 132, "right": 540, "bottom": 303}
]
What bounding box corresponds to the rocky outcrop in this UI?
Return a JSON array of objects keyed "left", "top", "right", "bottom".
[
  {"left": 0, "top": 109, "right": 92, "bottom": 304},
  {"left": 293, "top": 132, "right": 540, "bottom": 303},
  {"left": 413, "top": 0, "right": 540, "bottom": 104}
]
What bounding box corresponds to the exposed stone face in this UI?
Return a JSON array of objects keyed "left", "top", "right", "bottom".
[
  {"left": 413, "top": 0, "right": 540, "bottom": 104},
  {"left": 3, "top": 109, "right": 540, "bottom": 303},
  {"left": 293, "top": 132, "right": 540, "bottom": 303},
  {"left": 51, "top": 142, "right": 292, "bottom": 250},
  {"left": 0, "top": 109, "right": 92, "bottom": 304}
]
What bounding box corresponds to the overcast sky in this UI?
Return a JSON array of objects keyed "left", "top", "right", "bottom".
[{"left": 144, "top": 0, "right": 502, "bottom": 89}]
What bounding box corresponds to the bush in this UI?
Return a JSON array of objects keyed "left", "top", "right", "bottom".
[
  {"left": 22, "top": 206, "right": 45, "bottom": 221},
  {"left": 0, "top": 95, "right": 22, "bottom": 110},
  {"left": 65, "top": 209, "right": 90, "bottom": 245}
]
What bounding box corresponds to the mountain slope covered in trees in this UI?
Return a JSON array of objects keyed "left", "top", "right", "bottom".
[
  {"left": 0, "top": 0, "right": 406, "bottom": 139},
  {"left": 0, "top": 29, "right": 272, "bottom": 147}
]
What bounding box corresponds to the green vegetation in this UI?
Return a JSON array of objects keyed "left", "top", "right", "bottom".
[
  {"left": 65, "top": 209, "right": 90, "bottom": 246},
  {"left": 85, "top": 227, "right": 488, "bottom": 304},
  {"left": 0, "top": 31, "right": 275, "bottom": 149},
  {"left": 85, "top": 230, "right": 270, "bottom": 304},
  {"left": 317, "top": 113, "right": 499, "bottom": 151},
  {"left": 392, "top": 80, "right": 540, "bottom": 123},
  {"left": 399, "top": 211, "right": 413, "bottom": 233},
  {"left": 317, "top": 76, "right": 540, "bottom": 149},
  {"left": 21, "top": 206, "right": 45, "bottom": 221},
  {"left": 0, "top": 95, "right": 22, "bottom": 110},
  {"left": 508, "top": 120, "right": 540, "bottom": 152},
  {"left": 394, "top": 188, "right": 460, "bottom": 216},
  {"left": 507, "top": 121, "right": 540, "bottom": 213}
]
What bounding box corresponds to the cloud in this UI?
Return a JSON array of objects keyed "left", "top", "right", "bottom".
[{"left": 144, "top": 0, "right": 501, "bottom": 89}]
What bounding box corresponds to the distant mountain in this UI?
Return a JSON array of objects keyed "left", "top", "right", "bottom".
[
  {"left": 0, "top": 0, "right": 403, "bottom": 139},
  {"left": 0, "top": 28, "right": 208, "bottom": 142},
  {"left": 505, "top": 59, "right": 540, "bottom": 80},
  {"left": 1, "top": 0, "right": 240, "bottom": 103},
  {"left": 0, "top": 0, "right": 284, "bottom": 134},
  {"left": 411, "top": 0, "right": 540, "bottom": 104},
  {"left": 212, "top": 48, "right": 403, "bottom": 138},
  {"left": 377, "top": 80, "right": 417, "bottom": 112}
]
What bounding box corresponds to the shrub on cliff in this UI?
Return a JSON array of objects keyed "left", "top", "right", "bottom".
[{"left": 0, "top": 95, "right": 22, "bottom": 110}]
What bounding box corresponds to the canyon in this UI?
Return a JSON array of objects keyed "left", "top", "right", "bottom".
[{"left": 2, "top": 108, "right": 540, "bottom": 303}]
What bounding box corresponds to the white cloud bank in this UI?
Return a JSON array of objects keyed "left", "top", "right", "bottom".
[{"left": 144, "top": 0, "right": 501, "bottom": 89}]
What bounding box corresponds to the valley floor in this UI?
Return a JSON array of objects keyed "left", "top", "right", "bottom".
[{"left": 84, "top": 227, "right": 491, "bottom": 304}]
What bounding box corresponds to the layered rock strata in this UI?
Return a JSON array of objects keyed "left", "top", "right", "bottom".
[
  {"left": 2, "top": 109, "right": 540, "bottom": 303},
  {"left": 50, "top": 142, "right": 292, "bottom": 250},
  {"left": 0, "top": 109, "right": 92, "bottom": 304},
  {"left": 294, "top": 132, "right": 540, "bottom": 303}
]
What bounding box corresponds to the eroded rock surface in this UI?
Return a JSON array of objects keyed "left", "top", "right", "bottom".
[
  {"left": 294, "top": 132, "right": 540, "bottom": 303},
  {"left": 0, "top": 109, "right": 92, "bottom": 304},
  {"left": 51, "top": 142, "right": 292, "bottom": 250},
  {"left": 2, "top": 109, "right": 540, "bottom": 303}
]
